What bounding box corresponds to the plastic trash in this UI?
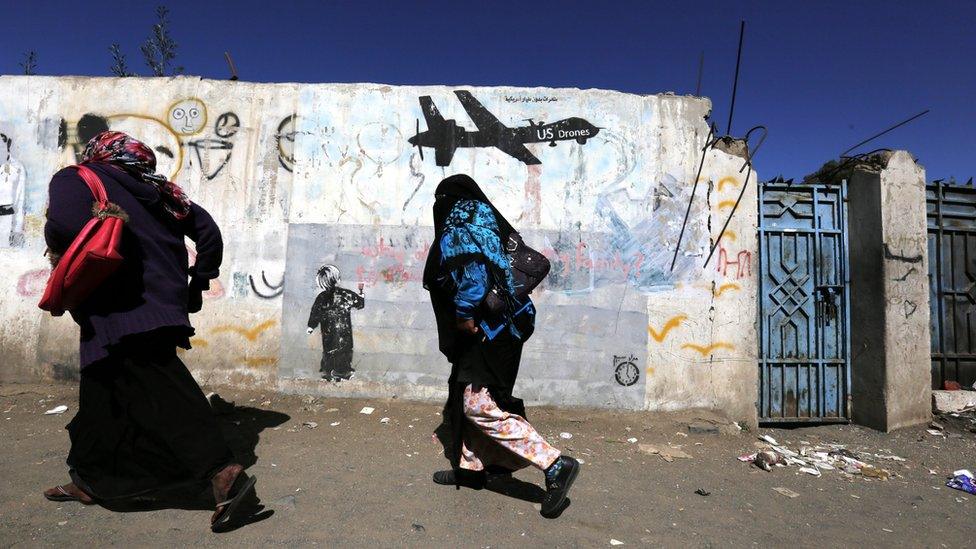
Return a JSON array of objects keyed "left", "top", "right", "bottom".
[
  {"left": 360, "top": 407, "right": 375, "bottom": 415},
  {"left": 772, "top": 487, "right": 800, "bottom": 498},
  {"left": 44, "top": 405, "right": 68, "bottom": 415},
  {"left": 302, "top": 421, "right": 318, "bottom": 429},
  {"left": 380, "top": 417, "right": 390, "bottom": 424},
  {"left": 946, "top": 473, "right": 976, "bottom": 495},
  {"left": 560, "top": 432, "right": 573, "bottom": 439},
  {"left": 754, "top": 450, "right": 783, "bottom": 471}
]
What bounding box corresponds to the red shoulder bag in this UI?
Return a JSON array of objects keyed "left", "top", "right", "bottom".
[{"left": 38, "top": 165, "right": 125, "bottom": 316}]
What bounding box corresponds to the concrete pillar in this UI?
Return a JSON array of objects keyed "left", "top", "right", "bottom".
[{"left": 847, "top": 151, "right": 931, "bottom": 431}]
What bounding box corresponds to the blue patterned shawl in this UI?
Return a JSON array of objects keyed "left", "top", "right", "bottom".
[{"left": 439, "top": 199, "right": 517, "bottom": 299}]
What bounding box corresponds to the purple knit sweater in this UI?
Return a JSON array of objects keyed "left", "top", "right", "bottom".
[{"left": 44, "top": 163, "right": 222, "bottom": 368}]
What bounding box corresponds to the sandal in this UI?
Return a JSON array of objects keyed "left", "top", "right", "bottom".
[
  {"left": 44, "top": 484, "right": 94, "bottom": 505},
  {"left": 210, "top": 472, "right": 258, "bottom": 533}
]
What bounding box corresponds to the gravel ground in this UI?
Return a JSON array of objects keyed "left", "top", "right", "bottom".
[{"left": 1, "top": 383, "right": 975, "bottom": 548}]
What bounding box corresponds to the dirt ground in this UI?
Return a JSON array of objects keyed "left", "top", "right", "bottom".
[{"left": 1, "top": 382, "right": 975, "bottom": 548}]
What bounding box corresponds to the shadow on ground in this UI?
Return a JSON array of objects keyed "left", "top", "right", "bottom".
[{"left": 93, "top": 403, "right": 289, "bottom": 532}]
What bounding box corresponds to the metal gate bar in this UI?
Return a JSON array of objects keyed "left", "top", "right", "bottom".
[
  {"left": 927, "top": 180, "right": 976, "bottom": 388},
  {"left": 758, "top": 180, "right": 851, "bottom": 422}
]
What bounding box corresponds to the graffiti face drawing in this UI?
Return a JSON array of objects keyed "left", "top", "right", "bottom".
[{"left": 168, "top": 98, "right": 207, "bottom": 135}]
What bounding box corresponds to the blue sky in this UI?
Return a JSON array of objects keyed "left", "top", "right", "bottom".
[{"left": 2, "top": 0, "right": 973, "bottom": 180}]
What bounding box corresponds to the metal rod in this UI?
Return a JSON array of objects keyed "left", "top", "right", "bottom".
[
  {"left": 839, "top": 109, "right": 929, "bottom": 157},
  {"left": 669, "top": 126, "right": 717, "bottom": 272},
  {"left": 695, "top": 51, "right": 704, "bottom": 96},
  {"left": 224, "top": 52, "right": 239, "bottom": 81},
  {"left": 704, "top": 125, "right": 767, "bottom": 266},
  {"left": 726, "top": 21, "right": 745, "bottom": 136}
]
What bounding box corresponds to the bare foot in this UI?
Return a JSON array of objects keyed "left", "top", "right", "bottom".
[
  {"left": 211, "top": 464, "right": 244, "bottom": 524},
  {"left": 44, "top": 483, "right": 93, "bottom": 504}
]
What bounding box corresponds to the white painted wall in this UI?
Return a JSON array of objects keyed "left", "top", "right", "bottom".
[{"left": 0, "top": 76, "right": 759, "bottom": 423}]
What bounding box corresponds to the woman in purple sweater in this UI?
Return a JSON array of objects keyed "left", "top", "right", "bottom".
[{"left": 41, "top": 131, "right": 256, "bottom": 533}]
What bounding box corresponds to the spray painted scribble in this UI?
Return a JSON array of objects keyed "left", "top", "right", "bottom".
[{"left": 0, "top": 133, "right": 26, "bottom": 248}]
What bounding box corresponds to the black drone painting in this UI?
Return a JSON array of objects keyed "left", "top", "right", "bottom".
[{"left": 408, "top": 90, "right": 601, "bottom": 166}]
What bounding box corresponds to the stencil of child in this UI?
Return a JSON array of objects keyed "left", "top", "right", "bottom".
[{"left": 306, "top": 265, "right": 364, "bottom": 381}]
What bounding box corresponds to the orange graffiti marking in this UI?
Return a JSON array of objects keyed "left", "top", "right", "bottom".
[
  {"left": 648, "top": 315, "right": 687, "bottom": 343},
  {"left": 682, "top": 342, "right": 735, "bottom": 356},
  {"left": 723, "top": 230, "right": 738, "bottom": 242},
  {"left": 713, "top": 282, "right": 741, "bottom": 297},
  {"left": 718, "top": 176, "right": 739, "bottom": 191},
  {"left": 243, "top": 356, "right": 279, "bottom": 367},
  {"left": 717, "top": 199, "right": 736, "bottom": 210},
  {"left": 211, "top": 319, "right": 277, "bottom": 341},
  {"left": 646, "top": 366, "right": 655, "bottom": 376}
]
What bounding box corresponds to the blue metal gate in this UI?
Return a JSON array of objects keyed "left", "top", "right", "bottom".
[
  {"left": 757, "top": 179, "right": 851, "bottom": 422},
  {"left": 927, "top": 179, "right": 976, "bottom": 388}
]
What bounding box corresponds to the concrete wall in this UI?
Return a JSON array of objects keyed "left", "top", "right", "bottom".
[
  {"left": 849, "top": 151, "right": 931, "bottom": 430},
  {"left": 0, "top": 76, "right": 759, "bottom": 423}
]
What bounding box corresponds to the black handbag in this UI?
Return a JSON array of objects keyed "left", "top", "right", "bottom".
[{"left": 483, "top": 232, "right": 550, "bottom": 315}]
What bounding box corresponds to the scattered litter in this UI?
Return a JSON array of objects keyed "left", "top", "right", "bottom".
[
  {"left": 927, "top": 429, "right": 945, "bottom": 437},
  {"left": 772, "top": 487, "right": 799, "bottom": 498},
  {"left": 411, "top": 523, "right": 426, "bottom": 533},
  {"left": 947, "top": 471, "right": 976, "bottom": 495},
  {"left": 260, "top": 400, "right": 271, "bottom": 407},
  {"left": 930, "top": 421, "right": 945, "bottom": 431},
  {"left": 58, "top": 521, "right": 68, "bottom": 526},
  {"left": 560, "top": 432, "right": 573, "bottom": 439},
  {"left": 761, "top": 435, "right": 779, "bottom": 445},
  {"left": 954, "top": 469, "right": 974, "bottom": 478},
  {"left": 861, "top": 466, "right": 891, "bottom": 480},
  {"left": 695, "top": 488, "right": 710, "bottom": 496},
  {"left": 360, "top": 407, "right": 375, "bottom": 415},
  {"left": 610, "top": 540, "right": 625, "bottom": 546},
  {"left": 929, "top": 469, "right": 939, "bottom": 475},
  {"left": 639, "top": 444, "right": 691, "bottom": 462},
  {"left": 742, "top": 436, "right": 894, "bottom": 480},
  {"left": 330, "top": 421, "right": 341, "bottom": 426},
  {"left": 302, "top": 421, "right": 318, "bottom": 429},
  {"left": 850, "top": 494, "right": 861, "bottom": 499},
  {"left": 324, "top": 408, "right": 339, "bottom": 413},
  {"left": 44, "top": 405, "right": 68, "bottom": 415},
  {"left": 754, "top": 450, "right": 784, "bottom": 471},
  {"left": 882, "top": 528, "right": 893, "bottom": 533},
  {"left": 674, "top": 432, "right": 688, "bottom": 437},
  {"left": 626, "top": 437, "right": 638, "bottom": 444},
  {"left": 380, "top": 417, "right": 390, "bottom": 424}
]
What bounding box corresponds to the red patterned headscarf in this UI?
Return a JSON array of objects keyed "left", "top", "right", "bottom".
[{"left": 82, "top": 131, "right": 191, "bottom": 221}]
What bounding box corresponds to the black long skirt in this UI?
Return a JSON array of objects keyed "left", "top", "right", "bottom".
[{"left": 66, "top": 332, "right": 234, "bottom": 502}]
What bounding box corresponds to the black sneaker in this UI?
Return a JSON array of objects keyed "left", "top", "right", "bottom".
[
  {"left": 541, "top": 456, "right": 580, "bottom": 517},
  {"left": 432, "top": 469, "right": 486, "bottom": 490}
]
